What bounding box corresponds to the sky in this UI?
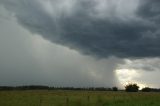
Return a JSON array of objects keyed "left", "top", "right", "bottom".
[{"left": 0, "top": 0, "right": 160, "bottom": 89}]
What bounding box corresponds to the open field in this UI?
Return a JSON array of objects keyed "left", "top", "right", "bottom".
[{"left": 0, "top": 90, "right": 160, "bottom": 106}]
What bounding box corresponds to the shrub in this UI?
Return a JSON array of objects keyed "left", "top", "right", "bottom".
[{"left": 125, "top": 83, "right": 139, "bottom": 92}]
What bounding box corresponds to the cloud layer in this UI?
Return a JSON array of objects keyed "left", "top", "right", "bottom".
[
  {"left": 1, "top": 0, "right": 160, "bottom": 58},
  {"left": 1, "top": 0, "right": 160, "bottom": 88},
  {"left": 0, "top": 8, "right": 120, "bottom": 87}
]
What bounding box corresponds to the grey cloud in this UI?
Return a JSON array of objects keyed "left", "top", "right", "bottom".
[
  {"left": 138, "top": 0, "right": 160, "bottom": 19},
  {"left": 118, "top": 58, "right": 160, "bottom": 72},
  {"left": 1, "top": 0, "right": 160, "bottom": 58},
  {"left": 0, "top": 8, "right": 121, "bottom": 87}
]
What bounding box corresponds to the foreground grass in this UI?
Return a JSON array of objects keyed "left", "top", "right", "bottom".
[{"left": 0, "top": 90, "right": 160, "bottom": 106}]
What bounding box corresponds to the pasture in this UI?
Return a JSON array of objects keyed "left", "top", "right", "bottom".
[{"left": 0, "top": 90, "right": 160, "bottom": 106}]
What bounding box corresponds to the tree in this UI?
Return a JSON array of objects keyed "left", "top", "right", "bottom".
[
  {"left": 112, "top": 87, "right": 118, "bottom": 91},
  {"left": 125, "top": 83, "right": 139, "bottom": 92}
]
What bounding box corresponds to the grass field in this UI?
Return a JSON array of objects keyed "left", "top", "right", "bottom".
[{"left": 0, "top": 90, "right": 160, "bottom": 106}]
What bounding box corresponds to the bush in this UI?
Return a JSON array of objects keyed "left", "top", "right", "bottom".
[
  {"left": 125, "top": 83, "right": 139, "bottom": 92},
  {"left": 141, "top": 87, "right": 151, "bottom": 92}
]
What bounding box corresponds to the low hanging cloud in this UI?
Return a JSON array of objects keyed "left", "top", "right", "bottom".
[
  {"left": 118, "top": 58, "right": 160, "bottom": 72},
  {"left": 116, "top": 57, "right": 160, "bottom": 88},
  {"left": 0, "top": 12, "right": 120, "bottom": 87},
  {"left": 0, "top": 0, "right": 160, "bottom": 58}
]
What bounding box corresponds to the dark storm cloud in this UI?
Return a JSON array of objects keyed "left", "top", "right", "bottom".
[{"left": 1, "top": 0, "right": 160, "bottom": 58}]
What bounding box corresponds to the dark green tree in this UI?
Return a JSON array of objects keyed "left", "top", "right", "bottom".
[
  {"left": 112, "top": 87, "right": 118, "bottom": 91},
  {"left": 125, "top": 83, "right": 139, "bottom": 92}
]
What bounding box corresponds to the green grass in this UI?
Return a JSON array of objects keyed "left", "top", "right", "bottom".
[{"left": 0, "top": 90, "right": 160, "bottom": 106}]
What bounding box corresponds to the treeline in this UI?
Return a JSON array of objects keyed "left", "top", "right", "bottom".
[
  {"left": 0, "top": 85, "right": 118, "bottom": 91},
  {"left": 0, "top": 85, "right": 49, "bottom": 90},
  {"left": 141, "top": 87, "right": 160, "bottom": 92},
  {"left": 1, "top": 85, "right": 160, "bottom": 92},
  {"left": 124, "top": 83, "right": 160, "bottom": 92}
]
